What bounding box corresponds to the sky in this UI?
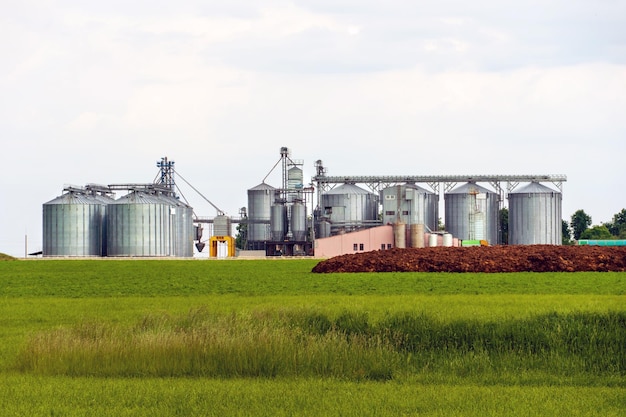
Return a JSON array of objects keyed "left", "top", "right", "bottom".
[{"left": 1, "top": 0, "right": 625, "bottom": 256}]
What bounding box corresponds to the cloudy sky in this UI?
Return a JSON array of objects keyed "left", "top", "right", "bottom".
[{"left": 1, "top": 0, "right": 625, "bottom": 256}]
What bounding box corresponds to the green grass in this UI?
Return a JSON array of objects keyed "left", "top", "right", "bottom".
[
  {"left": 0, "top": 259, "right": 625, "bottom": 416},
  {"left": 2, "top": 259, "right": 625, "bottom": 297}
]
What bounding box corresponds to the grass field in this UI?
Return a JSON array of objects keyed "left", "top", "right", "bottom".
[{"left": 0, "top": 258, "right": 625, "bottom": 416}]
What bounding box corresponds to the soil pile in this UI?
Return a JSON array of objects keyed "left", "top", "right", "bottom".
[{"left": 312, "top": 245, "right": 626, "bottom": 273}]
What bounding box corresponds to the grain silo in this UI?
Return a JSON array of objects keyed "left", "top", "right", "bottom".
[
  {"left": 160, "top": 193, "right": 194, "bottom": 257},
  {"left": 444, "top": 183, "right": 499, "bottom": 244},
  {"left": 508, "top": 182, "right": 562, "bottom": 245},
  {"left": 247, "top": 182, "right": 276, "bottom": 249},
  {"left": 320, "top": 183, "right": 379, "bottom": 235},
  {"left": 107, "top": 190, "right": 173, "bottom": 257},
  {"left": 43, "top": 190, "right": 113, "bottom": 257},
  {"left": 381, "top": 184, "right": 438, "bottom": 231},
  {"left": 270, "top": 201, "right": 287, "bottom": 241},
  {"left": 290, "top": 200, "right": 308, "bottom": 241}
]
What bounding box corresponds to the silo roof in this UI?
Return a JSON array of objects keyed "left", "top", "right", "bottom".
[
  {"left": 446, "top": 182, "right": 494, "bottom": 195},
  {"left": 510, "top": 182, "right": 560, "bottom": 194},
  {"left": 44, "top": 192, "right": 107, "bottom": 205},
  {"left": 249, "top": 182, "right": 276, "bottom": 191},
  {"left": 111, "top": 191, "right": 164, "bottom": 204},
  {"left": 324, "top": 183, "right": 372, "bottom": 195}
]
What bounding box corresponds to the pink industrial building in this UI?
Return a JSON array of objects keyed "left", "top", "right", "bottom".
[{"left": 313, "top": 225, "right": 461, "bottom": 258}]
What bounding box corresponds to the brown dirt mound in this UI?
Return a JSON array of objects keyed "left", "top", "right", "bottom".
[{"left": 312, "top": 245, "right": 626, "bottom": 273}]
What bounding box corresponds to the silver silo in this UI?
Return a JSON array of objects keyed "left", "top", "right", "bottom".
[
  {"left": 381, "top": 184, "right": 438, "bottom": 231},
  {"left": 508, "top": 182, "right": 562, "bottom": 245},
  {"left": 161, "top": 193, "right": 194, "bottom": 257},
  {"left": 43, "top": 191, "right": 113, "bottom": 257},
  {"left": 247, "top": 183, "right": 276, "bottom": 249},
  {"left": 291, "top": 200, "right": 307, "bottom": 241},
  {"left": 270, "top": 202, "right": 287, "bottom": 241},
  {"left": 320, "top": 183, "right": 379, "bottom": 235},
  {"left": 107, "top": 191, "right": 173, "bottom": 257},
  {"left": 213, "top": 215, "right": 232, "bottom": 237},
  {"left": 444, "top": 183, "right": 499, "bottom": 244}
]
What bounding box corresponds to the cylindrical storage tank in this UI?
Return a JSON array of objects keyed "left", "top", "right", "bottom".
[
  {"left": 270, "top": 203, "right": 287, "bottom": 241},
  {"left": 291, "top": 201, "right": 307, "bottom": 241},
  {"left": 442, "top": 233, "right": 453, "bottom": 247},
  {"left": 316, "top": 220, "right": 331, "bottom": 239},
  {"left": 161, "top": 194, "right": 194, "bottom": 257},
  {"left": 43, "top": 191, "right": 113, "bottom": 257},
  {"left": 393, "top": 222, "right": 406, "bottom": 248},
  {"left": 508, "top": 182, "right": 562, "bottom": 245},
  {"left": 320, "top": 183, "right": 379, "bottom": 235},
  {"left": 212, "top": 215, "right": 232, "bottom": 237},
  {"left": 381, "top": 184, "right": 438, "bottom": 232},
  {"left": 107, "top": 191, "right": 172, "bottom": 257},
  {"left": 445, "top": 183, "right": 499, "bottom": 244},
  {"left": 288, "top": 166, "right": 303, "bottom": 188},
  {"left": 247, "top": 183, "right": 276, "bottom": 249},
  {"left": 428, "top": 233, "right": 438, "bottom": 247},
  {"left": 410, "top": 223, "right": 425, "bottom": 248}
]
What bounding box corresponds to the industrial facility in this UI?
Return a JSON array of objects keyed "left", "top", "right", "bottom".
[{"left": 42, "top": 148, "right": 567, "bottom": 258}]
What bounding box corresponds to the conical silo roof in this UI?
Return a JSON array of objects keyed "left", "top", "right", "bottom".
[
  {"left": 324, "top": 183, "right": 372, "bottom": 195},
  {"left": 446, "top": 182, "right": 494, "bottom": 195},
  {"left": 510, "top": 182, "right": 559, "bottom": 194},
  {"left": 44, "top": 192, "right": 103, "bottom": 205},
  {"left": 249, "top": 182, "right": 276, "bottom": 191}
]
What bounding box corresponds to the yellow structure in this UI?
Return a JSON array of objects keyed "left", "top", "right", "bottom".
[{"left": 209, "top": 236, "right": 236, "bottom": 257}]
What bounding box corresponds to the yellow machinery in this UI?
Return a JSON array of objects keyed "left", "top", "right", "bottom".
[{"left": 209, "top": 236, "right": 236, "bottom": 257}]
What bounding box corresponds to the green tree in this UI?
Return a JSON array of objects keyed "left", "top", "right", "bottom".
[
  {"left": 562, "top": 220, "right": 572, "bottom": 245},
  {"left": 605, "top": 208, "right": 626, "bottom": 237},
  {"left": 235, "top": 221, "right": 248, "bottom": 250},
  {"left": 580, "top": 225, "right": 613, "bottom": 240},
  {"left": 570, "top": 210, "right": 592, "bottom": 240},
  {"left": 499, "top": 208, "right": 508, "bottom": 244}
]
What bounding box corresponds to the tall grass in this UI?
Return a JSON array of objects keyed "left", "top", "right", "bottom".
[{"left": 15, "top": 308, "right": 626, "bottom": 382}]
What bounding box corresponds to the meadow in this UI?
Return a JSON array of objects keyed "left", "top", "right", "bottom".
[{"left": 0, "top": 258, "right": 625, "bottom": 416}]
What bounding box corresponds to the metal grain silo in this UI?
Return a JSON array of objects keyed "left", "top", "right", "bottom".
[
  {"left": 247, "top": 183, "right": 276, "bottom": 249},
  {"left": 508, "top": 182, "right": 562, "bottom": 245},
  {"left": 320, "top": 183, "right": 379, "bottom": 235},
  {"left": 43, "top": 191, "right": 113, "bottom": 257},
  {"left": 381, "top": 184, "right": 438, "bottom": 231},
  {"left": 445, "top": 183, "right": 499, "bottom": 244},
  {"left": 270, "top": 202, "right": 287, "bottom": 241},
  {"left": 161, "top": 193, "right": 194, "bottom": 257},
  {"left": 107, "top": 191, "right": 173, "bottom": 257},
  {"left": 291, "top": 200, "right": 307, "bottom": 241}
]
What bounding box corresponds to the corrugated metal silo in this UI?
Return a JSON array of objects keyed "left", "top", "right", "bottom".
[
  {"left": 247, "top": 183, "right": 276, "bottom": 249},
  {"left": 43, "top": 191, "right": 113, "bottom": 257},
  {"left": 320, "top": 183, "right": 379, "bottom": 235},
  {"left": 270, "top": 203, "right": 287, "bottom": 241},
  {"left": 444, "top": 183, "right": 499, "bottom": 244},
  {"left": 508, "top": 182, "right": 562, "bottom": 245},
  {"left": 213, "top": 215, "right": 232, "bottom": 237},
  {"left": 161, "top": 193, "right": 194, "bottom": 257},
  {"left": 107, "top": 191, "right": 173, "bottom": 256},
  {"left": 381, "top": 184, "right": 438, "bottom": 231},
  {"left": 291, "top": 200, "right": 307, "bottom": 241}
]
